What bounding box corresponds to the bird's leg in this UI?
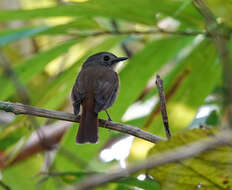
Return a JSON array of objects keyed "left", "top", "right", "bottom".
[{"left": 105, "top": 110, "right": 112, "bottom": 121}]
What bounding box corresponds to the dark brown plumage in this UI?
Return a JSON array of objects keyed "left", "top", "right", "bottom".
[{"left": 71, "top": 52, "right": 128, "bottom": 144}]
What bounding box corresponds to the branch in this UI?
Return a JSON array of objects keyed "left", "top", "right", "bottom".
[
  {"left": 156, "top": 75, "right": 171, "bottom": 139},
  {"left": 71, "top": 29, "right": 209, "bottom": 38},
  {"left": 193, "top": 0, "right": 232, "bottom": 127},
  {"left": 0, "top": 101, "right": 165, "bottom": 144},
  {"left": 76, "top": 130, "right": 232, "bottom": 190}
]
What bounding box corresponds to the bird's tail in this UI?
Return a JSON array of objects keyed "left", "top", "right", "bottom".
[{"left": 76, "top": 99, "right": 98, "bottom": 144}]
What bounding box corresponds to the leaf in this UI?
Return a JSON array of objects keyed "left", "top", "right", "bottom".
[
  {"left": 0, "top": 26, "right": 49, "bottom": 47},
  {"left": 171, "top": 0, "right": 204, "bottom": 29},
  {"left": 39, "top": 171, "right": 89, "bottom": 185},
  {"left": 0, "top": 17, "right": 101, "bottom": 44},
  {"left": 2, "top": 155, "right": 43, "bottom": 190},
  {"left": 40, "top": 18, "right": 102, "bottom": 35},
  {"left": 148, "top": 129, "right": 232, "bottom": 190},
  {"left": 0, "top": 0, "right": 199, "bottom": 26},
  {"left": 188, "top": 110, "right": 220, "bottom": 129},
  {"left": 205, "top": 0, "right": 232, "bottom": 27},
  {"left": 205, "top": 110, "right": 220, "bottom": 126},
  {"left": 114, "top": 185, "right": 133, "bottom": 190},
  {"left": 116, "top": 176, "right": 161, "bottom": 190},
  {"left": 0, "top": 39, "right": 79, "bottom": 100},
  {"left": 0, "top": 127, "right": 28, "bottom": 150}
]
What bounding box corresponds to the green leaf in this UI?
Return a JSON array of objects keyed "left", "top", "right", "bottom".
[
  {"left": 205, "top": 0, "right": 232, "bottom": 27},
  {"left": 172, "top": 0, "right": 204, "bottom": 29},
  {"left": 2, "top": 155, "right": 43, "bottom": 190},
  {"left": 114, "top": 185, "right": 133, "bottom": 190},
  {"left": 0, "top": 127, "right": 28, "bottom": 150},
  {"left": 148, "top": 129, "right": 232, "bottom": 190},
  {"left": 0, "top": 0, "right": 198, "bottom": 26},
  {"left": 40, "top": 18, "right": 102, "bottom": 35},
  {"left": 39, "top": 171, "right": 89, "bottom": 185},
  {"left": 116, "top": 176, "right": 161, "bottom": 190},
  {"left": 0, "top": 39, "right": 79, "bottom": 100},
  {"left": 205, "top": 110, "right": 220, "bottom": 126},
  {"left": 188, "top": 110, "right": 220, "bottom": 129}
]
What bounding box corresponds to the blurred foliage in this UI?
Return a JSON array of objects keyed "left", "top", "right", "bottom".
[{"left": 0, "top": 0, "right": 231, "bottom": 190}]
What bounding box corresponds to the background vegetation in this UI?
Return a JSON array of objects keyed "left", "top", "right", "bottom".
[{"left": 0, "top": 0, "right": 231, "bottom": 189}]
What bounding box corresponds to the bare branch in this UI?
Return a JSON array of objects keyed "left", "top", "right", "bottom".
[
  {"left": 0, "top": 101, "right": 165, "bottom": 144},
  {"left": 156, "top": 75, "right": 171, "bottom": 139},
  {"left": 143, "top": 69, "right": 190, "bottom": 129},
  {"left": 76, "top": 130, "right": 232, "bottom": 190}
]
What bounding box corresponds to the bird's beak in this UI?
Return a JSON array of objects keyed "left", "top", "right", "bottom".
[{"left": 112, "top": 57, "right": 128, "bottom": 64}]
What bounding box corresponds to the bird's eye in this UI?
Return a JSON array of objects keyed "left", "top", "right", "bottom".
[{"left": 103, "top": 55, "right": 110, "bottom": 61}]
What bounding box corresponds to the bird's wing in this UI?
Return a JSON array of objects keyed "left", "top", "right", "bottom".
[
  {"left": 94, "top": 69, "right": 119, "bottom": 113},
  {"left": 71, "top": 71, "right": 85, "bottom": 115}
]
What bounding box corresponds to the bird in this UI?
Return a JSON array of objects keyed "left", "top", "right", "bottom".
[{"left": 71, "top": 52, "right": 128, "bottom": 144}]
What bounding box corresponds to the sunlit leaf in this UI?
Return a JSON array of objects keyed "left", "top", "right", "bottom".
[{"left": 148, "top": 129, "right": 232, "bottom": 190}]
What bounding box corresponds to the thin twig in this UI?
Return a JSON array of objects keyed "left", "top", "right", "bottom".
[
  {"left": 0, "top": 101, "right": 165, "bottom": 144},
  {"left": 193, "top": 0, "right": 232, "bottom": 128},
  {"left": 143, "top": 69, "right": 190, "bottom": 129},
  {"left": 76, "top": 130, "right": 232, "bottom": 190},
  {"left": 156, "top": 75, "right": 171, "bottom": 138}
]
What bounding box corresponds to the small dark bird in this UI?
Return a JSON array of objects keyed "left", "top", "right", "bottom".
[{"left": 71, "top": 52, "right": 128, "bottom": 144}]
